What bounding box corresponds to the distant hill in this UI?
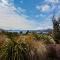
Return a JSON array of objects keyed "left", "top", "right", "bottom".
[
  {"left": 7, "top": 29, "right": 52, "bottom": 33},
  {"left": 0, "top": 28, "right": 53, "bottom": 34}
]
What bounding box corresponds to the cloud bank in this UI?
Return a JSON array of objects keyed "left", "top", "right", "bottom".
[
  {"left": 0, "top": 0, "right": 60, "bottom": 30},
  {"left": 0, "top": 0, "right": 38, "bottom": 30}
]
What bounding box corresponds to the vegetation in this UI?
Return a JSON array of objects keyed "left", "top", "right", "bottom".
[
  {"left": 0, "top": 32, "right": 48, "bottom": 60},
  {"left": 52, "top": 16, "right": 60, "bottom": 43},
  {"left": 0, "top": 16, "right": 60, "bottom": 60}
]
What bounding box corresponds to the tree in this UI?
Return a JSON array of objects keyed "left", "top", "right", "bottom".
[
  {"left": 20, "top": 31, "right": 23, "bottom": 35},
  {"left": 52, "top": 16, "right": 60, "bottom": 43},
  {"left": 25, "top": 30, "right": 29, "bottom": 35}
]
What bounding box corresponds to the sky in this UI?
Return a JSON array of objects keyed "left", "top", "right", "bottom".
[{"left": 0, "top": 0, "right": 60, "bottom": 30}]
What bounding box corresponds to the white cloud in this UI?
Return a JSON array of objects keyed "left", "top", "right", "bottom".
[
  {"left": 0, "top": 0, "right": 54, "bottom": 30},
  {"left": 37, "top": 18, "right": 53, "bottom": 30},
  {"left": 35, "top": 14, "right": 46, "bottom": 18},
  {"left": 16, "top": 7, "right": 26, "bottom": 14},
  {"left": 36, "top": 0, "right": 60, "bottom": 13},
  {"left": 45, "top": 0, "right": 59, "bottom": 4},
  {"left": 0, "top": 0, "right": 9, "bottom": 7},
  {"left": 36, "top": 4, "right": 50, "bottom": 12},
  {"left": 0, "top": 0, "right": 38, "bottom": 30},
  {"left": 1, "top": 0, "right": 8, "bottom": 4},
  {"left": 36, "top": 14, "right": 53, "bottom": 30},
  {"left": 41, "top": 5, "right": 50, "bottom": 12}
]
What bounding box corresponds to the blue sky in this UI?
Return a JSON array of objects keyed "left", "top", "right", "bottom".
[{"left": 0, "top": 0, "right": 60, "bottom": 30}]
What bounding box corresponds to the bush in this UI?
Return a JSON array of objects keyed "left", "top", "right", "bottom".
[{"left": 0, "top": 34, "right": 47, "bottom": 60}]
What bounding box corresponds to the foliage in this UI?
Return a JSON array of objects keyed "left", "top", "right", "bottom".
[
  {"left": 52, "top": 16, "right": 60, "bottom": 43},
  {"left": 0, "top": 33, "right": 48, "bottom": 60},
  {"left": 32, "top": 33, "right": 55, "bottom": 44}
]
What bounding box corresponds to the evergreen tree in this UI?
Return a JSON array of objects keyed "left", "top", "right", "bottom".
[{"left": 52, "top": 16, "right": 60, "bottom": 43}]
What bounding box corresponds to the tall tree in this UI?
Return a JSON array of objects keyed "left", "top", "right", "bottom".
[{"left": 52, "top": 16, "right": 60, "bottom": 43}]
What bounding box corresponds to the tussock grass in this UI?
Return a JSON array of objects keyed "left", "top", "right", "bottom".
[{"left": 0, "top": 33, "right": 48, "bottom": 60}]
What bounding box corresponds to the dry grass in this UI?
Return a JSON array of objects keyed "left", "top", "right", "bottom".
[
  {"left": 0, "top": 33, "right": 57, "bottom": 60},
  {"left": 0, "top": 33, "right": 48, "bottom": 60},
  {"left": 0, "top": 34, "right": 10, "bottom": 47},
  {"left": 12, "top": 34, "right": 48, "bottom": 60}
]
